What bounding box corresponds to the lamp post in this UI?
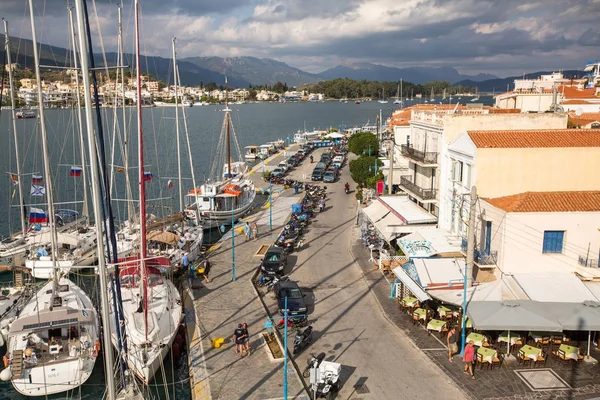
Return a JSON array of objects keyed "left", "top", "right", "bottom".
[
  {"left": 283, "top": 296, "right": 288, "bottom": 400},
  {"left": 231, "top": 206, "right": 236, "bottom": 282},
  {"left": 269, "top": 178, "right": 273, "bottom": 231}
]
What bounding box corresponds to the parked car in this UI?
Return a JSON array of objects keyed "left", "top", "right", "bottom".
[
  {"left": 296, "top": 151, "right": 305, "bottom": 161},
  {"left": 288, "top": 155, "right": 299, "bottom": 167},
  {"left": 331, "top": 160, "right": 342, "bottom": 169},
  {"left": 277, "top": 161, "right": 289, "bottom": 172},
  {"left": 323, "top": 168, "right": 337, "bottom": 183},
  {"left": 320, "top": 154, "right": 331, "bottom": 164},
  {"left": 333, "top": 155, "right": 344, "bottom": 164},
  {"left": 311, "top": 168, "right": 325, "bottom": 181},
  {"left": 315, "top": 162, "right": 328, "bottom": 170},
  {"left": 271, "top": 167, "right": 285, "bottom": 177},
  {"left": 260, "top": 247, "right": 288, "bottom": 276},
  {"left": 275, "top": 281, "right": 307, "bottom": 316}
]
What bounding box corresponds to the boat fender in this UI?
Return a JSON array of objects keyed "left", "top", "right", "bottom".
[
  {"left": 94, "top": 340, "right": 101, "bottom": 357},
  {"left": 0, "top": 367, "right": 11, "bottom": 381},
  {"left": 0, "top": 334, "right": 4, "bottom": 347},
  {"left": 2, "top": 355, "right": 8, "bottom": 368},
  {"left": 176, "top": 299, "right": 181, "bottom": 305},
  {"left": 172, "top": 342, "right": 181, "bottom": 359}
]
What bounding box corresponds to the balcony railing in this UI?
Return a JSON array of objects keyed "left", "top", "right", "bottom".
[
  {"left": 475, "top": 249, "right": 498, "bottom": 266},
  {"left": 400, "top": 176, "right": 437, "bottom": 201},
  {"left": 579, "top": 256, "right": 599, "bottom": 268},
  {"left": 400, "top": 144, "right": 438, "bottom": 164}
]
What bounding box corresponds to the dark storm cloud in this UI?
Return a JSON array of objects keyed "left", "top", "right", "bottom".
[{"left": 2, "top": 0, "right": 598, "bottom": 75}]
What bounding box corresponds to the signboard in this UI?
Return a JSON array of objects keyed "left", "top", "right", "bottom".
[{"left": 376, "top": 180, "right": 384, "bottom": 195}]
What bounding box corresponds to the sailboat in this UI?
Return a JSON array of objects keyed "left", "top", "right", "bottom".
[
  {"left": 472, "top": 87, "right": 479, "bottom": 102},
  {"left": 109, "top": 2, "right": 183, "bottom": 384},
  {"left": 2, "top": 5, "right": 99, "bottom": 395},
  {"left": 378, "top": 87, "right": 388, "bottom": 104},
  {"left": 184, "top": 78, "right": 256, "bottom": 230},
  {"left": 430, "top": 87, "right": 435, "bottom": 102},
  {"left": 393, "top": 80, "right": 403, "bottom": 105}
]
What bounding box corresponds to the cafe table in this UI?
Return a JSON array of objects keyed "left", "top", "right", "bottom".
[
  {"left": 402, "top": 296, "right": 419, "bottom": 308},
  {"left": 530, "top": 331, "right": 565, "bottom": 343},
  {"left": 437, "top": 305, "right": 452, "bottom": 317},
  {"left": 427, "top": 319, "right": 447, "bottom": 334},
  {"left": 559, "top": 344, "right": 579, "bottom": 360},
  {"left": 477, "top": 346, "right": 497, "bottom": 363},
  {"left": 466, "top": 332, "right": 486, "bottom": 347},
  {"left": 497, "top": 331, "right": 520, "bottom": 345},
  {"left": 413, "top": 308, "right": 427, "bottom": 321},
  {"left": 520, "top": 345, "right": 542, "bottom": 360}
]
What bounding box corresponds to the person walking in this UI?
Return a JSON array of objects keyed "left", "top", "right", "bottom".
[
  {"left": 242, "top": 322, "right": 251, "bottom": 355},
  {"left": 181, "top": 252, "right": 189, "bottom": 271},
  {"left": 233, "top": 324, "right": 246, "bottom": 355},
  {"left": 187, "top": 262, "right": 196, "bottom": 287},
  {"left": 463, "top": 340, "right": 476, "bottom": 379},
  {"left": 243, "top": 222, "right": 250, "bottom": 241},
  {"left": 447, "top": 327, "right": 458, "bottom": 362},
  {"left": 252, "top": 222, "right": 259, "bottom": 240},
  {"left": 200, "top": 258, "right": 211, "bottom": 283}
]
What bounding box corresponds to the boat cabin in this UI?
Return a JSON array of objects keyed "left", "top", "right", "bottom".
[
  {"left": 258, "top": 144, "right": 275, "bottom": 159},
  {"left": 244, "top": 146, "right": 259, "bottom": 160}
]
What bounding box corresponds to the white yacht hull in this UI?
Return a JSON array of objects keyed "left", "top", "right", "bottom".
[
  {"left": 12, "top": 358, "right": 96, "bottom": 396},
  {"left": 199, "top": 192, "right": 256, "bottom": 230},
  {"left": 26, "top": 259, "right": 74, "bottom": 279}
]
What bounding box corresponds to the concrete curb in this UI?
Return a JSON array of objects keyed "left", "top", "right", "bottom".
[{"left": 184, "top": 286, "right": 213, "bottom": 400}]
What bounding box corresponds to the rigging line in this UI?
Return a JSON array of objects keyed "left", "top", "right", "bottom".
[{"left": 90, "top": 0, "right": 109, "bottom": 76}]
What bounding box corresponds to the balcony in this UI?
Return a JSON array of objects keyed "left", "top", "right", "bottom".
[
  {"left": 579, "top": 256, "right": 599, "bottom": 268},
  {"left": 399, "top": 176, "right": 437, "bottom": 201},
  {"left": 400, "top": 144, "right": 438, "bottom": 165},
  {"left": 475, "top": 249, "right": 498, "bottom": 266}
]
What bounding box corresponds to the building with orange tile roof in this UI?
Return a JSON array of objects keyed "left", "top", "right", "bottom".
[{"left": 470, "top": 190, "right": 600, "bottom": 278}]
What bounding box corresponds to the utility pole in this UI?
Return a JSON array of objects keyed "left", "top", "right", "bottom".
[
  {"left": 387, "top": 141, "right": 394, "bottom": 195},
  {"left": 461, "top": 185, "right": 477, "bottom": 355}
]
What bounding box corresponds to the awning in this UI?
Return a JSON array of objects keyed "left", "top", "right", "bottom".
[
  {"left": 550, "top": 301, "right": 600, "bottom": 331},
  {"left": 466, "top": 300, "right": 563, "bottom": 332},
  {"left": 392, "top": 267, "right": 432, "bottom": 302},
  {"left": 513, "top": 273, "right": 598, "bottom": 303},
  {"left": 147, "top": 230, "right": 180, "bottom": 246},
  {"left": 429, "top": 276, "right": 530, "bottom": 306},
  {"left": 412, "top": 258, "right": 465, "bottom": 288},
  {"left": 398, "top": 229, "right": 461, "bottom": 257}
]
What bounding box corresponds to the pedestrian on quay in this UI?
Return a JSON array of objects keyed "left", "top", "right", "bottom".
[
  {"left": 233, "top": 324, "right": 246, "bottom": 355},
  {"left": 243, "top": 222, "right": 250, "bottom": 241},
  {"left": 252, "top": 222, "right": 259, "bottom": 240},
  {"left": 200, "top": 258, "right": 211, "bottom": 283},
  {"left": 242, "top": 322, "right": 251, "bottom": 355},
  {"left": 447, "top": 327, "right": 458, "bottom": 362},
  {"left": 187, "top": 262, "right": 196, "bottom": 286},
  {"left": 463, "top": 340, "right": 476, "bottom": 379},
  {"left": 181, "top": 252, "right": 189, "bottom": 271}
]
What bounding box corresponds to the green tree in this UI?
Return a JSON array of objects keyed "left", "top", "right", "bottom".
[
  {"left": 205, "top": 82, "right": 217, "bottom": 91},
  {"left": 348, "top": 131, "right": 379, "bottom": 156},
  {"left": 349, "top": 157, "right": 383, "bottom": 186}
]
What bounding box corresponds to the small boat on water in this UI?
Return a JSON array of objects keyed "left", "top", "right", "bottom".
[
  {"left": 184, "top": 79, "right": 256, "bottom": 230},
  {"left": 15, "top": 110, "right": 36, "bottom": 119},
  {"left": 245, "top": 145, "right": 259, "bottom": 161}
]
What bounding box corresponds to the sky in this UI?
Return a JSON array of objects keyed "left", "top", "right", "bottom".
[{"left": 3, "top": 0, "right": 599, "bottom": 77}]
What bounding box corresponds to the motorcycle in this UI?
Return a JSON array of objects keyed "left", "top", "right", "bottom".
[
  {"left": 277, "top": 316, "right": 308, "bottom": 331},
  {"left": 303, "top": 352, "right": 326, "bottom": 378},
  {"left": 293, "top": 326, "right": 313, "bottom": 355},
  {"left": 344, "top": 184, "right": 350, "bottom": 194},
  {"left": 303, "top": 353, "right": 341, "bottom": 399}
]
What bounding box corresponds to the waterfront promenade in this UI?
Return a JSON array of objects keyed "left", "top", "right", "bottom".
[{"left": 185, "top": 146, "right": 463, "bottom": 400}]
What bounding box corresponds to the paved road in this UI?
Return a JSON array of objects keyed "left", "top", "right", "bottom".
[{"left": 268, "top": 148, "right": 465, "bottom": 399}]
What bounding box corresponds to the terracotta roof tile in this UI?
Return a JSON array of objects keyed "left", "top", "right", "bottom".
[
  {"left": 568, "top": 112, "right": 600, "bottom": 126},
  {"left": 467, "top": 129, "right": 600, "bottom": 148},
  {"left": 558, "top": 85, "right": 598, "bottom": 99},
  {"left": 485, "top": 191, "right": 600, "bottom": 212},
  {"left": 561, "top": 99, "right": 593, "bottom": 105}
]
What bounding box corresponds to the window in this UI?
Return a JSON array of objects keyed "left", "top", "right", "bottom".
[
  {"left": 451, "top": 160, "right": 463, "bottom": 182},
  {"left": 542, "top": 231, "right": 564, "bottom": 253},
  {"left": 463, "top": 164, "right": 471, "bottom": 188}
]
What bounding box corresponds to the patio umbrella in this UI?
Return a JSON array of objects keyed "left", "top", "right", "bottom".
[
  {"left": 467, "top": 300, "right": 562, "bottom": 356},
  {"left": 551, "top": 300, "right": 600, "bottom": 357}
]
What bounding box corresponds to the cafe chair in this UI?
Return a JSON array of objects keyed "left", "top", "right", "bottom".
[
  {"left": 476, "top": 352, "right": 491, "bottom": 370},
  {"left": 552, "top": 349, "right": 569, "bottom": 364},
  {"left": 491, "top": 353, "right": 503, "bottom": 370},
  {"left": 577, "top": 348, "right": 585, "bottom": 361},
  {"left": 517, "top": 349, "right": 532, "bottom": 367},
  {"left": 512, "top": 338, "right": 524, "bottom": 355},
  {"left": 535, "top": 351, "right": 547, "bottom": 368}
]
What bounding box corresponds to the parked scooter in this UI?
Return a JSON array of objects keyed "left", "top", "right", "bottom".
[
  {"left": 303, "top": 352, "right": 326, "bottom": 378},
  {"left": 293, "top": 326, "right": 313, "bottom": 355},
  {"left": 344, "top": 182, "right": 350, "bottom": 194},
  {"left": 277, "top": 316, "right": 309, "bottom": 331}
]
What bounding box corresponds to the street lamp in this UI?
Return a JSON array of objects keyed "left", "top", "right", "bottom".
[
  {"left": 283, "top": 296, "right": 288, "bottom": 400},
  {"left": 269, "top": 178, "right": 273, "bottom": 231},
  {"left": 231, "top": 206, "right": 236, "bottom": 282}
]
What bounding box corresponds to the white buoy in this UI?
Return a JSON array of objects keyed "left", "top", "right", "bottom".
[
  {"left": 0, "top": 334, "right": 5, "bottom": 347},
  {"left": 0, "top": 368, "right": 12, "bottom": 381},
  {"left": 0, "top": 328, "right": 7, "bottom": 342}
]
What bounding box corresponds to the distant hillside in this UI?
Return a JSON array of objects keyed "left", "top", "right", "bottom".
[
  {"left": 181, "top": 56, "right": 319, "bottom": 86},
  {"left": 455, "top": 70, "right": 583, "bottom": 93},
  {"left": 317, "top": 62, "right": 498, "bottom": 84}
]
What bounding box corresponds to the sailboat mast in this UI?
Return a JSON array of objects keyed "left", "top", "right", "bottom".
[
  {"left": 172, "top": 37, "right": 183, "bottom": 212},
  {"left": 225, "top": 77, "right": 231, "bottom": 180},
  {"left": 27, "top": 0, "right": 59, "bottom": 286},
  {"left": 67, "top": 7, "right": 89, "bottom": 224},
  {"left": 3, "top": 19, "right": 26, "bottom": 237},
  {"left": 116, "top": 6, "right": 135, "bottom": 226},
  {"left": 72, "top": 0, "right": 116, "bottom": 396},
  {"left": 134, "top": 0, "right": 149, "bottom": 340}
]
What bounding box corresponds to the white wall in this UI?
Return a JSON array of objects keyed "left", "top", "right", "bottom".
[{"left": 475, "top": 201, "right": 600, "bottom": 277}]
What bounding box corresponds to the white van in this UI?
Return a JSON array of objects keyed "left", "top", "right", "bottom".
[{"left": 278, "top": 161, "right": 289, "bottom": 172}]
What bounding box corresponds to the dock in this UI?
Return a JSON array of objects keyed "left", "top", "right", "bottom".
[{"left": 185, "top": 145, "right": 309, "bottom": 400}]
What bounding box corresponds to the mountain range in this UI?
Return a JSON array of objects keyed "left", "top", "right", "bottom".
[
  {"left": 455, "top": 70, "right": 583, "bottom": 93},
  {"left": 2, "top": 34, "right": 583, "bottom": 90}
]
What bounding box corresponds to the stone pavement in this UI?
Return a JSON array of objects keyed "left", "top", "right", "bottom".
[
  {"left": 185, "top": 146, "right": 311, "bottom": 400},
  {"left": 351, "top": 238, "right": 600, "bottom": 400}
]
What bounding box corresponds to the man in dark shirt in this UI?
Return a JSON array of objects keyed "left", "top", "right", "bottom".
[{"left": 233, "top": 324, "right": 245, "bottom": 355}]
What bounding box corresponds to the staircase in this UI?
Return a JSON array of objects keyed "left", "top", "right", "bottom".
[
  {"left": 11, "top": 350, "right": 23, "bottom": 379},
  {"left": 14, "top": 272, "right": 23, "bottom": 287}
]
